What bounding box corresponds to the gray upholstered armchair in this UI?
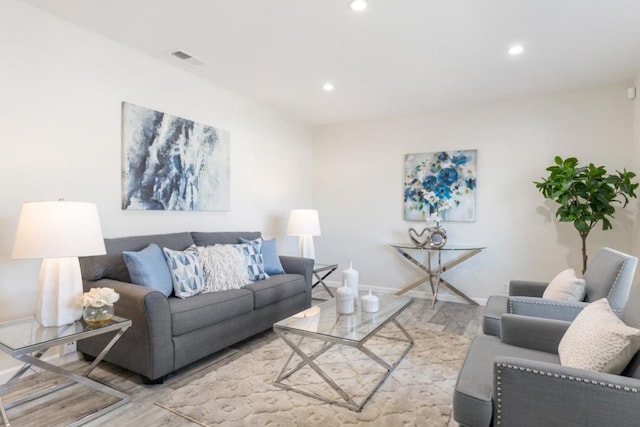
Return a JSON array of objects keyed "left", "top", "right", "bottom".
[
  {"left": 453, "top": 281, "right": 640, "bottom": 427},
  {"left": 483, "top": 247, "right": 637, "bottom": 337}
]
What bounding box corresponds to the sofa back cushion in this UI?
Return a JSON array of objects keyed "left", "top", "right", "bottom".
[
  {"left": 80, "top": 232, "right": 195, "bottom": 282},
  {"left": 191, "top": 231, "right": 261, "bottom": 246}
]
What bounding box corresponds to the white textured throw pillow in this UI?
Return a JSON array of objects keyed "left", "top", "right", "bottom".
[
  {"left": 558, "top": 298, "right": 640, "bottom": 374},
  {"left": 542, "top": 268, "right": 587, "bottom": 301},
  {"left": 197, "top": 245, "right": 252, "bottom": 292}
]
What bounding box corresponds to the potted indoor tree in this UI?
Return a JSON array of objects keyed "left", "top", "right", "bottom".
[{"left": 535, "top": 156, "right": 638, "bottom": 274}]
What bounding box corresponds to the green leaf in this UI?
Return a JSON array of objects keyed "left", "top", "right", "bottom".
[{"left": 536, "top": 156, "right": 638, "bottom": 255}]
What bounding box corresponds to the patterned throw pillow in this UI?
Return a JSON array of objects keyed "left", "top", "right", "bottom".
[
  {"left": 559, "top": 298, "right": 640, "bottom": 374},
  {"left": 228, "top": 240, "right": 270, "bottom": 281},
  {"left": 197, "top": 245, "right": 252, "bottom": 292},
  {"left": 240, "top": 237, "right": 285, "bottom": 275},
  {"left": 162, "top": 245, "right": 206, "bottom": 298}
]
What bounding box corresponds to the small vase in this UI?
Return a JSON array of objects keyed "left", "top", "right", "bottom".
[
  {"left": 83, "top": 304, "right": 115, "bottom": 326},
  {"left": 408, "top": 227, "right": 430, "bottom": 247},
  {"left": 428, "top": 226, "right": 447, "bottom": 249}
]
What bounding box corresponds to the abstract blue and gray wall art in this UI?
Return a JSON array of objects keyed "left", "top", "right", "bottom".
[{"left": 121, "top": 102, "right": 230, "bottom": 211}]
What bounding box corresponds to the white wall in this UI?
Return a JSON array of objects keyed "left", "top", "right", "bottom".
[
  {"left": 0, "top": 0, "right": 313, "bottom": 328},
  {"left": 313, "top": 85, "right": 637, "bottom": 302}
]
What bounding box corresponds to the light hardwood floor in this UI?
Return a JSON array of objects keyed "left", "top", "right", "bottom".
[{"left": 2, "top": 293, "right": 483, "bottom": 426}]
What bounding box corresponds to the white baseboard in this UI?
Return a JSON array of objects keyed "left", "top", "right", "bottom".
[{"left": 322, "top": 280, "right": 487, "bottom": 306}]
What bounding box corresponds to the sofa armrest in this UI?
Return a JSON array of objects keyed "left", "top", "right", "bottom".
[
  {"left": 279, "top": 256, "right": 314, "bottom": 290},
  {"left": 500, "top": 314, "right": 570, "bottom": 354},
  {"left": 78, "top": 278, "right": 173, "bottom": 380},
  {"left": 494, "top": 357, "right": 640, "bottom": 427},
  {"left": 509, "top": 280, "right": 548, "bottom": 297},
  {"left": 508, "top": 296, "right": 587, "bottom": 321}
]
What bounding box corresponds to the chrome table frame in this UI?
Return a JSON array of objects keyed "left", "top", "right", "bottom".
[
  {"left": 0, "top": 316, "right": 132, "bottom": 426},
  {"left": 391, "top": 244, "right": 484, "bottom": 307},
  {"left": 273, "top": 298, "right": 414, "bottom": 412},
  {"left": 311, "top": 263, "right": 338, "bottom": 298}
]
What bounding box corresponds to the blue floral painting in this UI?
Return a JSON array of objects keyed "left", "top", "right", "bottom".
[
  {"left": 121, "top": 102, "right": 230, "bottom": 211},
  {"left": 404, "top": 150, "right": 477, "bottom": 221}
]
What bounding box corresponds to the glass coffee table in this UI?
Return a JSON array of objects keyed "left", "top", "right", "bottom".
[{"left": 273, "top": 294, "right": 414, "bottom": 411}]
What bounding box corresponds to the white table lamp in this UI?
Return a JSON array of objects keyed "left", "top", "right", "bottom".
[
  {"left": 287, "top": 209, "right": 321, "bottom": 259},
  {"left": 12, "top": 201, "right": 106, "bottom": 327}
]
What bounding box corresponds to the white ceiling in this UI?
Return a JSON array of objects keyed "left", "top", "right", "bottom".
[{"left": 20, "top": 0, "right": 640, "bottom": 125}]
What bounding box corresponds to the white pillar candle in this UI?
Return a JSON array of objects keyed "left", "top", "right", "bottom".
[
  {"left": 361, "top": 288, "right": 379, "bottom": 313},
  {"left": 342, "top": 260, "right": 359, "bottom": 303},
  {"left": 336, "top": 281, "right": 354, "bottom": 314}
]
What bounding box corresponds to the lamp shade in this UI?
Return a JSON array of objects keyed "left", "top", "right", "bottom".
[
  {"left": 12, "top": 201, "right": 106, "bottom": 259},
  {"left": 287, "top": 209, "right": 321, "bottom": 236}
]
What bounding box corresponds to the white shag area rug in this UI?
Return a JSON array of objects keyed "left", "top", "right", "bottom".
[{"left": 155, "top": 321, "right": 470, "bottom": 427}]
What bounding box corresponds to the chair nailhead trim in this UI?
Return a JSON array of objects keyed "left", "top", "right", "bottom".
[
  {"left": 605, "top": 255, "right": 626, "bottom": 299},
  {"left": 509, "top": 299, "right": 584, "bottom": 310},
  {"left": 507, "top": 249, "right": 630, "bottom": 313},
  {"left": 494, "top": 362, "right": 638, "bottom": 425}
]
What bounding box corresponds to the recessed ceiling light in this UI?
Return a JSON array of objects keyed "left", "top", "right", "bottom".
[
  {"left": 508, "top": 45, "right": 524, "bottom": 56},
  {"left": 349, "top": 0, "right": 368, "bottom": 12},
  {"left": 322, "top": 82, "right": 334, "bottom": 92}
]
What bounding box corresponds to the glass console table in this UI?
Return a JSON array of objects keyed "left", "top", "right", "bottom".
[
  {"left": 0, "top": 316, "right": 131, "bottom": 426},
  {"left": 390, "top": 244, "right": 486, "bottom": 308}
]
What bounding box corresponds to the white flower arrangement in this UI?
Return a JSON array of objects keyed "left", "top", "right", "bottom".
[
  {"left": 423, "top": 190, "right": 453, "bottom": 226},
  {"left": 81, "top": 287, "right": 120, "bottom": 308}
]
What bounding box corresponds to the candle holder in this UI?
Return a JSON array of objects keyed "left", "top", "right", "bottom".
[
  {"left": 361, "top": 288, "right": 379, "bottom": 313},
  {"left": 336, "top": 281, "right": 354, "bottom": 314}
]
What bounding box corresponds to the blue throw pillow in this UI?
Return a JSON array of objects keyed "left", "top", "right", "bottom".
[
  {"left": 123, "top": 243, "right": 174, "bottom": 297},
  {"left": 240, "top": 237, "right": 285, "bottom": 275}
]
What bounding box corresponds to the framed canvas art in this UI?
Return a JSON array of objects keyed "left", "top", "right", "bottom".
[
  {"left": 404, "top": 150, "right": 477, "bottom": 221},
  {"left": 121, "top": 102, "right": 230, "bottom": 211}
]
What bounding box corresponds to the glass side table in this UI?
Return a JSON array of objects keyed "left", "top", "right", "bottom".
[
  {"left": 390, "top": 244, "right": 486, "bottom": 307},
  {"left": 312, "top": 263, "right": 338, "bottom": 298},
  {"left": 0, "top": 315, "right": 132, "bottom": 426}
]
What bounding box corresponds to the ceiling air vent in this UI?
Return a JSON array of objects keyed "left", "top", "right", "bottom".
[{"left": 170, "top": 50, "right": 207, "bottom": 66}]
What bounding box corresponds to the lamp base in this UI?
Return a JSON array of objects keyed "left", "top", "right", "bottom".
[
  {"left": 298, "top": 235, "right": 316, "bottom": 259},
  {"left": 36, "top": 257, "right": 83, "bottom": 327}
]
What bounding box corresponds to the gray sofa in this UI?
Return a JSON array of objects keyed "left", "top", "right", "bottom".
[{"left": 78, "top": 231, "right": 314, "bottom": 383}]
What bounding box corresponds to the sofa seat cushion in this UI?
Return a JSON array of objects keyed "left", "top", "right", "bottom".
[
  {"left": 453, "top": 334, "right": 559, "bottom": 427},
  {"left": 244, "top": 274, "right": 306, "bottom": 309},
  {"left": 169, "top": 289, "right": 254, "bottom": 336},
  {"left": 482, "top": 295, "right": 508, "bottom": 337}
]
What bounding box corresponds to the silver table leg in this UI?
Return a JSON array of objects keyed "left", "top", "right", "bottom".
[
  {"left": 274, "top": 317, "right": 414, "bottom": 412},
  {"left": 394, "top": 246, "right": 480, "bottom": 306},
  {"left": 0, "top": 323, "right": 130, "bottom": 426}
]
